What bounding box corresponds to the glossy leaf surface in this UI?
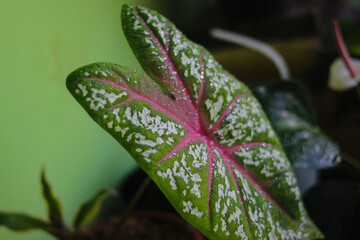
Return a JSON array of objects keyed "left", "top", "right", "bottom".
[
  {"left": 253, "top": 81, "right": 341, "bottom": 169},
  {"left": 0, "top": 212, "right": 50, "bottom": 232},
  {"left": 66, "top": 4, "right": 322, "bottom": 239}
]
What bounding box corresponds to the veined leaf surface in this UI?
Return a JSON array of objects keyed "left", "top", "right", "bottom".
[{"left": 66, "top": 4, "right": 322, "bottom": 239}]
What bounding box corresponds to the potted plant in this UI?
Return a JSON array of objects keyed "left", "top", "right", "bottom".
[{"left": 1, "top": 4, "right": 359, "bottom": 239}]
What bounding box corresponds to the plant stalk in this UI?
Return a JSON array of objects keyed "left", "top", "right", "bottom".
[
  {"left": 210, "top": 28, "right": 291, "bottom": 80},
  {"left": 110, "top": 176, "right": 152, "bottom": 240},
  {"left": 332, "top": 20, "right": 359, "bottom": 78}
]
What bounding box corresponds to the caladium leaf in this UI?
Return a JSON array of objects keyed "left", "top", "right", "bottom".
[
  {"left": 66, "top": 4, "right": 323, "bottom": 239},
  {"left": 253, "top": 81, "right": 341, "bottom": 169}
]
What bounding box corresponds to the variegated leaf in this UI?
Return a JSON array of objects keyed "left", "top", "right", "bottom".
[{"left": 66, "top": 4, "right": 322, "bottom": 239}]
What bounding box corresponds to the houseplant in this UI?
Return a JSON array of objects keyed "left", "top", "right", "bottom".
[
  {"left": 1, "top": 3, "right": 359, "bottom": 239},
  {"left": 65, "top": 4, "right": 322, "bottom": 239}
]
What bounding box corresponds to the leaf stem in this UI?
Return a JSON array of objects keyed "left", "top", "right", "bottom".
[
  {"left": 341, "top": 152, "right": 360, "bottom": 171},
  {"left": 210, "top": 28, "right": 291, "bottom": 80},
  {"left": 332, "top": 20, "right": 359, "bottom": 78},
  {"left": 110, "top": 176, "right": 152, "bottom": 240}
]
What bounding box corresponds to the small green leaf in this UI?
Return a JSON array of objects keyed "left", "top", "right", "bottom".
[
  {"left": 72, "top": 188, "right": 116, "bottom": 229},
  {"left": 41, "top": 169, "right": 63, "bottom": 228},
  {"left": 0, "top": 212, "right": 50, "bottom": 232},
  {"left": 253, "top": 81, "right": 341, "bottom": 169}
]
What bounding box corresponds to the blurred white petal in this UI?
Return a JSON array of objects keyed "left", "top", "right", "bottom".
[{"left": 328, "top": 58, "right": 360, "bottom": 91}]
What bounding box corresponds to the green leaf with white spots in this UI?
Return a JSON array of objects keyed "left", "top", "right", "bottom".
[
  {"left": 66, "top": 4, "right": 323, "bottom": 239},
  {"left": 253, "top": 81, "right": 341, "bottom": 169}
]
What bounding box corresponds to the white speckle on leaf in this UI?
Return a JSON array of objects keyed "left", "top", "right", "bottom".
[
  {"left": 228, "top": 207, "right": 241, "bottom": 224},
  {"left": 158, "top": 169, "right": 177, "bottom": 189},
  {"left": 141, "top": 148, "right": 158, "bottom": 163},
  {"left": 182, "top": 201, "right": 203, "bottom": 218},
  {"left": 221, "top": 201, "right": 228, "bottom": 215},
  {"left": 112, "top": 108, "right": 121, "bottom": 122},
  {"left": 114, "top": 126, "right": 128, "bottom": 137},
  {"left": 77, "top": 84, "right": 88, "bottom": 97},
  {"left": 248, "top": 206, "right": 259, "bottom": 222},
  {"left": 190, "top": 183, "right": 201, "bottom": 198},
  {"left": 205, "top": 96, "right": 224, "bottom": 123},
  {"left": 221, "top": 218, "right": 227, "bottom": 232},
  {"left": 86, "top": 88, "right": 127, "bottom": 111},
  {"left": 235, "top": 225, "right": 248, "bottom": 239},
  {"left": 218, "top": 184, "right": 225, "bottom": 198},
  {"left": 124, "top": 107, "right": 182, "bottom": 137},
  {"left": 166, "top": 137, "right": 174, "bottom": 145},
  {"left": 215, "top": 200, "right": 221, "bottom": 213}
]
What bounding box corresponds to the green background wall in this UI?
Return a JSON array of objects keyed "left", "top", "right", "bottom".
[{"left": 0, "top": 1, "right": 162, "bottom": 239}]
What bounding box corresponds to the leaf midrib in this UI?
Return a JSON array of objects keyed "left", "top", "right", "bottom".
[{"left": 134, "top": 8, "right": 202, "bottom": 130}]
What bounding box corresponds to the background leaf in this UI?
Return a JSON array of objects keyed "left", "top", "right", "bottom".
[
  {"left": 72, "top": 188, "right": 116, "bottom": 229},
  {"left": 41, "top": 169, "right": 64, "bottom": 228},
  {"left": 0, "top": 212, "right": 50, "bottom": 232},
  {"left": 253, "top": 81, "right": 341, "bottom": 169},
  {"left": 66, "top": 4, "right": 322, "bottom": 239}
]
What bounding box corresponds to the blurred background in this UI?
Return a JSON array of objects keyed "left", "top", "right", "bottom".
[
  {"left": 1, "top": 0, "right": 359, "bottom": 239},
  {"left": 0, "top": 1, "right": 163, "bottom": 239}
]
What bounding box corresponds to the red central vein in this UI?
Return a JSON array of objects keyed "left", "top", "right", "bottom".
[
  {"left": 206, "top": 140, "right": 215, "bottom": 224},
  {"left": 135, "top": 9, "right": 201, "bottom": 130},
  {"left": 207, "top": 93, "right": 248, "bottom": 134},
  {"left": 83, "top": 77, "right": 197, "bottom": 133}
]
